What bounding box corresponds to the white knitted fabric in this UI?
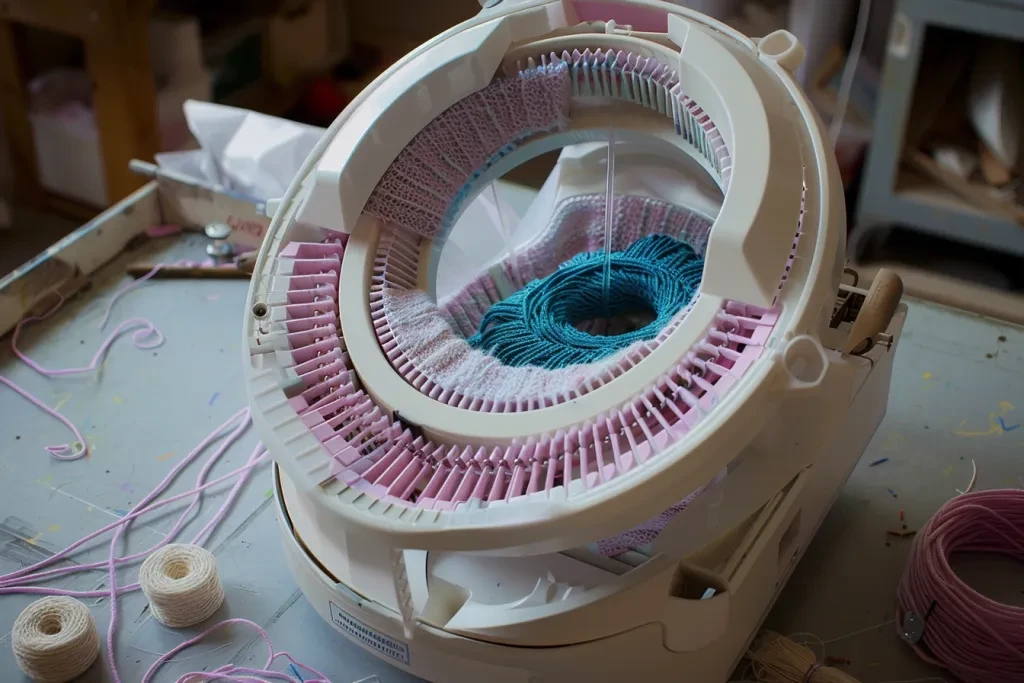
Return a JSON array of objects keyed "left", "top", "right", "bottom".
[
  {"left": 12, "top": 596, "right": 99, "bottom": 683},
  {"left": 139, "top": 544, "right": 225, "bottom": 628},
  {"left": 379, "top": 195, "right": 711, "bottom": 406},
  {"left": 383, "top": 288, "right": 631, "bottom": 402}
]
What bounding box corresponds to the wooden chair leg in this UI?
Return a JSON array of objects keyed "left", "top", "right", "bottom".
[{"left": 85, "top": 5, "right": 159, "bottom": 204}]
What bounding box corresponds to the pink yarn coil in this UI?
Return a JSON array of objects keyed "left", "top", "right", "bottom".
[{"left": 896, "top": 488, "right": 1024, "bottom": 683}]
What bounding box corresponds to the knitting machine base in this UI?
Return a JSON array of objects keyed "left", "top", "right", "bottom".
[{"left": 271, "top": 308, "right": 905, "bottom": 683}]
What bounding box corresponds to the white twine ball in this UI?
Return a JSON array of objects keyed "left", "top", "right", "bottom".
[
  {"left": 139, "top": 544, "right": 225, "bottom": 628},
  {"left": 12, "top": 596, "right": 100, "bottom": 683}
]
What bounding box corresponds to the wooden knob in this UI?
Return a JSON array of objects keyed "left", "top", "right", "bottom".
[
  {"left": 237, "top": 251, "right": 258, "bottom": 274},
  {"left": 843, "top": 268, "right": 903, "bottom": 354}
]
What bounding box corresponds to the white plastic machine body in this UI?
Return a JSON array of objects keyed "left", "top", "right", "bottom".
[
  {"left": 272, "top": 335, "right": 903, "bottom": 682},
  {"left": 243, "top": 1, "right": 907, "bottom": 681}
]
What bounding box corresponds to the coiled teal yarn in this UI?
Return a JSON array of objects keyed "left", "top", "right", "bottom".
[{"left": 468, "top": 234, "right": 703, "bottom": 369}]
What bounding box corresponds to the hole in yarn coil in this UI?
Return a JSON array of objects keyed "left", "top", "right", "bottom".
[
  {"left": 38, "top": 615, "right": 62, "bottom": 636},
  {"left": 468, "top": 234, "right": 703, "bottom": 369},
  {"left": 165, "top": 559, "right": 191, "bottom": 580},
  {"left": 571, "top": 294, "right": 656, "bottom": 336}
]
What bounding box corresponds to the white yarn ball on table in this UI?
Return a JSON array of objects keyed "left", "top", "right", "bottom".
[
  {"left": 12, "top": 596, "right": 100, "bottom": 683},
  {"left": 139, "top": 544, "right": 225, "bottom": 628}
]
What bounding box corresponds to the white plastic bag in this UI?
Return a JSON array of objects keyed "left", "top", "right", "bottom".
[{"left": 156, "top": 100, "right": 324, "bottom": 201}]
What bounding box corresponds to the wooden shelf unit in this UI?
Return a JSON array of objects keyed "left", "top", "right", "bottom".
[{"left": 0, "top": 0, "right": 160, "bottom": 217}]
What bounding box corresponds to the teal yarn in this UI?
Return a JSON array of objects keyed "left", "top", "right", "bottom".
[{"left": 468, "top": 234, "right": 703, "bottom": 369}]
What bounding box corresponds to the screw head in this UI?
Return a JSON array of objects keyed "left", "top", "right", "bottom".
[
  {"left": 900, "top": 611, "right": 925, "bottom": 644},
  {"left": 204, "top": 222, "right": 232, "bottom": 240},
  {"left": 206, "top": 241, "right": 235, "bottom": 258}
]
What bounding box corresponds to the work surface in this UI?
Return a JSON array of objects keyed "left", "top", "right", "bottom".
[{"left": 1, "top": 232, "right": 1022, "bottom": 683}]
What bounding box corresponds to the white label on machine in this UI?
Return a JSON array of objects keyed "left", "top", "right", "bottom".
[{"left": 329, "top": 601, "right": 411, "bottom": 665}]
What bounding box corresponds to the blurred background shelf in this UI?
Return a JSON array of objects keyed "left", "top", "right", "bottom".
[
  {"left": 2, "top": 0, "right": 1024, "bottom": 319},
  {"left": 856, "top": 171, "right": 1024, "bottom": 257},
  {"left": 0, "top": 0, "right": 351, "bottom": 222},
  {"left": 0, "top": 0, "right": 159, "bottom": 218},
  {"left": 854, "top": 0, "right": 1024, "bottom": 312}
]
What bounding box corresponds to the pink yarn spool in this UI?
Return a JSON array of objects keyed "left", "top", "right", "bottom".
[{"left": 896, "top": 489, "right": 1024, "bottom": 683}]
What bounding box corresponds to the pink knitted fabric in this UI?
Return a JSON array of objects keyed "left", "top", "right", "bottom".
[
  {"left": 365, "top": 65, "right": 571, "bottom": 238},
  {"left": 596, "top": 468, "right": 727, "bottom": 557},
  {"left": 596, "top": 498, "right": 695, "bottom": 557}
]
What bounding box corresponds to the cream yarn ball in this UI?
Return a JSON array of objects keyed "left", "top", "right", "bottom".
[
  {"left": 12, "top": 596, "right": 100, "bottom": 683},
  {"left": 138, "top": 544, "right": 225, "bottom": 628}
]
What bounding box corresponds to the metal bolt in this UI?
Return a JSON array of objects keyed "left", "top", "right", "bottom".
[
  {"left": 205, "top": 222, "right": 234, "bottom": 259},
  {"left": 900, "top": 610, "right": 925, "bottom": 645}
]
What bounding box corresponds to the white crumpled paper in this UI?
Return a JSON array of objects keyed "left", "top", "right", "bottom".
[{"left": 156, "top": 100, "right": 324, "bottom": 202}]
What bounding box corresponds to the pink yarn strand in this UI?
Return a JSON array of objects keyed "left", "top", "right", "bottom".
[
  {"left": 1, "top": 421, "right": 269, "bottom": 682},
  {"left": 99, "top": 263, "right": 165, "bottom": 330},
  {"left": 0, "top": 264, "right": 323, "bottom": 680},
  {"left": 1, "top": 424, "right": 254, "bottom": 598},
  {"left": 0, "top": 374, "right": 87, "bottom": 459},
  {"left": 0, "top": 458, "right": 267, "bottom": 589},
  {"left": 0, "top": 407, "right": 251, "bottom": 587},
  {"left": 103, "top": 439, "right": 265, "bottom": 683},
  {"left": 101, "top": 412, "right": 253, "bottom": 683},
  {"left": 3, "top": 284, "right": 164, "bottom": 459},
  {"left": 142, "top": 618, "right": 331, "bottom": 683},
  {"left": 12, "top": 290, "right": 163, "bottom": 377},
  {"left": 0, "top": 449, "right": 266, "bottom": 598}
]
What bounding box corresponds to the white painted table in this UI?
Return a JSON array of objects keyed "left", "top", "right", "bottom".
[{"left": 1, "top": 231, "right": 1021, "bottom": 683}]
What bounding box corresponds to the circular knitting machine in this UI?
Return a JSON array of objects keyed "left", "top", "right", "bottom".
[{"left": 243, "top": 2, "right": 907, "bottom": 681}]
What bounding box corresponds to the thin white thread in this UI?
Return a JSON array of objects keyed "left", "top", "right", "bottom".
[
  {"left": 820, "top": 619, "right": 896, "bottom": 644},
  {"left": 954, "top": 459, "right": 977, "bottom": 495},
  {"left": 829, "top": 0, "right": 872, "bottom": 144}
]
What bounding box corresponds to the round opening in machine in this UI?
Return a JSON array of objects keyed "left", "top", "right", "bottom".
[
  {"left": 370, "top": 133, "right": 726, "bottom": 424},
  {"left": 431, "top": 141, "right": 723, "bottom": 374}
]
